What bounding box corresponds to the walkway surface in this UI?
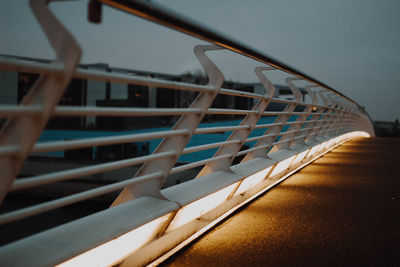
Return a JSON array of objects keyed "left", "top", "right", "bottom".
[{"left": 162, "top": 137, "right": 400, "bottom": 266}]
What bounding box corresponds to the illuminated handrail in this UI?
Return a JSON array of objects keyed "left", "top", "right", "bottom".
[{"left": 0, "top": 1, "right": 374, "bottom": 266}]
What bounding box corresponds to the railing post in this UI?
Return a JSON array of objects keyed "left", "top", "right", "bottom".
[
  {"left": 321, "top": 94, "right": 341, "bottom": 138},
  {"left": 305, "top": 91, "right": 328, "bottom": 143},
  {"left": 195, "top": 67, "right": 276, "bottom": 177},
  {"left": 327, "top": 95, "right": 347, "bottom": 137},
  {"left": 291, "top": 85, "right": 319, "bottom": 146},
  {"left": 242, "top": 76, "right": 302, "bottom": 161},
  {"left": 312, "top": 91, "right": 334, "bottom": 140},
  {"left": 240, "top": 70, "right": 283, "bottom": 162},
  {"left": 336, "top": 98, "right": 352, "bottom": 134},
  {"left": 269, "top": 77, "right": 303, "bottom": 153},
  {"left": 111, "top": 45, "right": 224, "bottom": 206},
  {"left": 0, "top": 0, "right": 81, "bottom": 205}
]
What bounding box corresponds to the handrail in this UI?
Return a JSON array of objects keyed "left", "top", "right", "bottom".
[{"left": 98, "top": 0, "right": 365, "bottom": 110}]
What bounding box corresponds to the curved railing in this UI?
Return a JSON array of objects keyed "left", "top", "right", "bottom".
[{"left": 0, "top": 1, "right": 374, "bottom": 266}]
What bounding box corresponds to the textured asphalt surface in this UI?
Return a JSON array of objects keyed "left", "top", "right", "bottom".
[{"left": 162, "top": 137, "right": 400, "bottom": 266}]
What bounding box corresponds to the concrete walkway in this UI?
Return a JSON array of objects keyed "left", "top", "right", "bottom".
[{"left": 162, "top": 137, "right": 400, "bottom": 266}]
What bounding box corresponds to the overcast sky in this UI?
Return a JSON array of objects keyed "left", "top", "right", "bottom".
[{"left": 1, "top": 0, "right": 400, "bottom": 121}]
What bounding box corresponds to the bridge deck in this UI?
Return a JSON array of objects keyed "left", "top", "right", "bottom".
[{"left": 162, "top": 137, "right": 400, "bottom": 266}]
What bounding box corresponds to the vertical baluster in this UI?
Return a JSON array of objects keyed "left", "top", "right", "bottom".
[
  {"left": 281, "top": 84, "right": 319, "bottom": 148},
  {"left": 326, "top": 95, "right": 346, "bottom": 137},
  {"left": 269, "top": 77, "right": 303, "bottom": 153},
  {"left": 111, "top": 45, "right": 224, "bottom": 206},
  {"left": 196, "top": 67, "right": 275, "bottom": 178},
  {"left": 305, "top": 91, "right": 328, "bottom": 144},
  {"left": 313, "top": 91, "right": 334, "bottom": 140},
  {"left": 0, "top": 0, "right": 81, "bottom": 205},
  {"left": 292, "top": 85, "right": 319, "bottom": 146},
  {"left": 320, "top": 94, "right": 340, "bottom": 138}
]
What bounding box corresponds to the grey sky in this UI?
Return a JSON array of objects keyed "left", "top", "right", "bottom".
[{"left": 1, "top": 0, "right": 400, "bottom": 121}]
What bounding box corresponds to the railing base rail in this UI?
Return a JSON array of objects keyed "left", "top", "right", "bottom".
[{"left": 0, "top": 131, "right": 369, "bottom": 267}]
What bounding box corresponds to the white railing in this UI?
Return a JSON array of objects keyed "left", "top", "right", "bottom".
[{"left": 0, "top": 1, "right": 374, "bottom": 266}]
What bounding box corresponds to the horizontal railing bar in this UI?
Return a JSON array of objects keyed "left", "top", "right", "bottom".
[
  {"left": 9, "top": 130, "right": 187, "bottom": 156},
  {"left": 252, "top": 119, "right": 322, "bottom": 130},
  {"left": 290, "top": 111, "right": 333, "bottom": 116},
  {"left": 206, "top": 108, "right": 258, "bottom": 115},
  {"left": 260, "top": 111, "right": 334, "bottom": 116},
  {"left": 0, "top": 171, "right": 164, "bottom": 225},
  {"left": 261, "top": 111, "right": 314, "bottom": 116},
  {"left": 293, "top": 133, "right": 312, "bottom": 141},
  {"left": 170, "top": 153, "right": 232, "bottom": 174},
  {"left": 270, "top": 98, "right": 336, "bottom": 110},
  {"left": 0, "top": 58, "right": 286, "bottom": 102},
  {"left": 269, "top": 98, "right": 298, "bottom": 105},
  {"left": 219, "top": 88, "right": 264, "bottom": 99},
  {"left": 286, "top": 119, "right": 324, "bottom": 125},
  {"left": 302, "top": 119, "right": 324, "bottom": 125},
  {"left": 272, "top": 139, "right": 294, "bottom": 146},
  {"left": 76, "top": 67, "right": 215, "bottom": 93},
  {"left": 238, "top": 128, "right": 333, "bottom": 157},
  {"left": 34, "top": 130, "right": 186, "bottom": 154},
  {"left": 53, "top": 107, "right": 202, "bottom": 116},
  {"left": 253, "top": 122, "right": 283, "bottom": 129},
  {"left": 283, "top": 120, "right": 307, "bottom": 125},
  {"left": 244, "top": 123, "right": 328, "bottom": 144},
  {"left": 0, "top": 57, "right": 65, "bottom": 75},
  {"left": 270, "top": 98, "right": 306, "bottom": 105},
  {"left": 0, "top": 59, "right": 359, "bottom": 117},
  {"left": 236, "top": 143, "right": 270, "bottom": 157},
  {"left": 11, "top": 151, "right": 176, "bottom": 191},
  {"left": 0, "top": 57, "right": 216, "bottom": 94},
  {"left": 244, "top": 126, "right": 311, "bottom": 144},
  {"left": 301, "top": 125, "right": 324, "bottom": 132},
  {"left": 194, "top": 125, "right": 249, "bottom": 134},
  {"left": 0, "top": 105, "right": 42, "bottom": 117},
  {"left": 1, "top": 57, "right": 341, "bottom": 110},
  {"left": 0, "top": 58, "right": 341, "bottom": 112},
  {"left": 182, "top": 140, "right": 241, "bottom": 154},
  {"left": 0, "top": 116, "right": 345, "bottom": 157},
  {"left": 278, "top": 127, "right": 313, "bottom": 137},
  {"left": 2, "top": 106, "right": 340, "bottom": 118},
  {"left": 245, "top": 133, "right": 275, "bottom": 143},
  {"left": 261, "top": 111, "right": 289, "bottom": 116},
  {"left": 272, "top": 134, "right": 308, "bottom": 146},
  {"left": 0, "top": 144, "right": 21, "bottom": 156}
]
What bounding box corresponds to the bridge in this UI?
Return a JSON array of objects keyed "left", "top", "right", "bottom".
[
  {"left": 160, "top": 137, "right": 400, "bottom": 266},
  {"left": 1, "top": 0, "right": 396, "bottom": 266}
]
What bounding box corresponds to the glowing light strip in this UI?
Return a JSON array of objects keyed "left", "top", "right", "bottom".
[
  {"left": 234, "top": 167, "right": 272, "bottom": 196},
  {"left": 149, "top": 131, "right": 370, "bottom": 266},
  {"left": 58, "top": 131, "right": 370, "bottom": 267},
  {"left": 291, "top": 149, "right": 310, "bottom": 166},
  {"left": 57, "top": 213, "right": 172, "bottom": 267},
  {"left": 269, "top": 155, "right": 296, "bottom": 177},
  {"left": 166, "top": 183, "right": 239, "bottom": 232}
]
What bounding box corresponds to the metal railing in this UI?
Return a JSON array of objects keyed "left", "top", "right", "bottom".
[{"left": 0, "top": 1, "right": 374, "bottom": 266}]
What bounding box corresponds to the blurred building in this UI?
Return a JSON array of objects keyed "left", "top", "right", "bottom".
[
  {"left": 0, "top": 54, "right": 309, "bottom": 163},
  {"left": 374, "top": 120, "right": 400, "bottom": 137}
]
